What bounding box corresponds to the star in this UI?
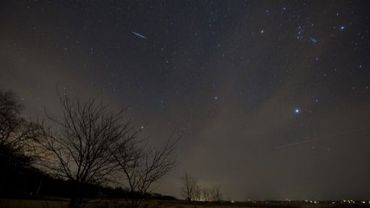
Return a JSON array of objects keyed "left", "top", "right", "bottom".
[{"left": 294, "top": 108, "right": 301, "bottom": 114}]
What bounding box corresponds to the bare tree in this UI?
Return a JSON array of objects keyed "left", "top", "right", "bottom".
[
  {"left": 36, "top": 95, "right": 138, "bottom": 208},
  {"left": 181, "top": 172, "right": 201, "bottom": 202},
  {"left": 209, "top": 186, "right": 222, "bottom": 202},
  {"left": 181, "top": 173, "right": 222, "bottom": 203},
  {"left": 114, "top": 134, "right": 178, "bottom": 208},
  {"left": 0, "top": 90, "right": 45, "bottom": 196},
  {"left": 201, "top": 187, "right": 211, "bottom": 201}
]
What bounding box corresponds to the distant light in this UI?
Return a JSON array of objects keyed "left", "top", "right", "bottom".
[{"left": 213, "top": 96, "right": 219, "bottom": 101}]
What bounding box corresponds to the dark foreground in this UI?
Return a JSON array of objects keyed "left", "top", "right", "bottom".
[{"left": 1, "top": 199, "right": 370, "bottom": 208}]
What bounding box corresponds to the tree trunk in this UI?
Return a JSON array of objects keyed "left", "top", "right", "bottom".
[{"left": 69, "top": 181, "right": 83, "bottom": 208}]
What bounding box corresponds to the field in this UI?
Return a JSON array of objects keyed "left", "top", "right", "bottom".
[{"left": 1, "top": 199, "right": 369, "bottom": 208}]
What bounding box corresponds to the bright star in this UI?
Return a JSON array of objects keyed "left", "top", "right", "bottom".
[{"left": 294, "top": 108, "right": 301, "bottom": 114}]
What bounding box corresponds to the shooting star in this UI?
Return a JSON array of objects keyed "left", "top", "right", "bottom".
[
  {"left": 309, "top": 37, "right": 318, "bottom": 44},
  {"left": 132, "top": 31, "right": 147, "bottom": 39}
]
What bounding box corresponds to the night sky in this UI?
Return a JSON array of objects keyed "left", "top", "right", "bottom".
[{"left": 1, "top": 0, "right": 370, "bottom": 201}]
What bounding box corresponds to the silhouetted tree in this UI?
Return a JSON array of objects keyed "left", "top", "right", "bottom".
[
  {"left": 208, "top": 186, "right": 222, "bottom": 202},
  {"left": 36, "top": 95, "right": 138, "bottom": 208},
  {"left": 181, "top": 172, "right": 223, "bottom": 203},
  {"left": 201, "top": 187, "right": 211, "bottom": 201},
  {"left": 0, "top": 90, "right": 44, "bottom": 196},
  {"left": 114, "top": 134, "right": 178, "bottom": 208},
  {"left": 181, "top": 172, "right": 201, "bottom": 202},
  {"left": 0, "top": 90, "right": 42, "bottom": 153}
]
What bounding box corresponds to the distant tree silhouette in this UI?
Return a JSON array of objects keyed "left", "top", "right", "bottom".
[
  {"left": 114, "top": 133, "right": 178, "bottom": 208},
  {"left": 181, "top": 173, "right": 222, "bottom": 203},
  {"left": 181, "top": 172, "right": 201, "bottom": 202},
  {"left": 201, "top": 187, "right": 211, "bottom": 201},
  {"left": 36, "top": 95, "right": 138, "bottom": 208},
  {"left": 207, "top": 186, "right": 223, "bottom": 202}
]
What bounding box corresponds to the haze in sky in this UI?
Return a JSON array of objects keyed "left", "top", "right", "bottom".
[{"left": 1, "top": 0, "right": 370, "bottom": 200}]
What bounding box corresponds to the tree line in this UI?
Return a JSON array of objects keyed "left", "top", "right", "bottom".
[{"left": 181, "top": 172, "right": 222, "bottom": 202}]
